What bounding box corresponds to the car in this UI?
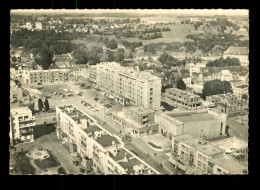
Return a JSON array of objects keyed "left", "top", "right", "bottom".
[
  {"left": 105, "top": 104, "right": 112, "bottom": 108},
  {"left": 78, "top": 93, "right": 82, "bottom": 96},
  {"left": 60, "top": 95, "right": 65, "bottom": 97},
  {"left": 94, "top": 97, "right": 98, "bottom": 101},
  {"left": 91, "top": 108, "right": 96, "bottom": 112},
  {"left": 87, "top": 106, "right": 92, "bottom": 109},
  {"left": 81, "top": 101, "right": 85, "bottom": 104},
  {"left": 95, "top": 108, "right": 99, "bottom": 111},
  {"left": 125, "top": 135, "right": 132, "bottom": 141}
]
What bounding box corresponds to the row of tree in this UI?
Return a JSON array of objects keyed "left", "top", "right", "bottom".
[{"left": 207, "top": 57, "right": 240, "bottom": 67}]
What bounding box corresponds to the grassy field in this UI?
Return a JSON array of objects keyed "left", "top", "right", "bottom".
[
  {"left": 33, "top": 124, "right": 56, "bottom": 139},
  {"left": 121, "top": 23, "right": 195, "bottom": 45},
  {"left": 72, "top": 39, "right": 105, "bottom": 48},
  {"left": 34, "top": 151, "right": 60, "bottom": 169},
  {"left": 12, "top": 151, "right": 36, "bottom": 175}
]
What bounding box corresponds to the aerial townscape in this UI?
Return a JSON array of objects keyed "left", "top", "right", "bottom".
[{"left": 9, "top": 9, "right": 249, "bottom": 175}]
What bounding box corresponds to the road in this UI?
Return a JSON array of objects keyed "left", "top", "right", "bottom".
[
  {"left": 227, "top": 116, "right": 248, "bottom": 141},
  {"left": 22, "top": 79, "right": 176, "bottom": 174}
]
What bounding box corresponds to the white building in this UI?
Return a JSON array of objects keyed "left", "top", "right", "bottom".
[
  {"left": 95, "top": 62, "right": 162, "bottom": 110},
  {"left": 223, "top": 46, "right": 249, "bottom": 66},
  {"left": 56, "top": 105, "right": 159, "bottom": 175},
  {"left": 10, "top": 107, "right": 35, "bottom": 146},
  {"left": 35, "top": 22, "right": 42, "bottom": 30}
]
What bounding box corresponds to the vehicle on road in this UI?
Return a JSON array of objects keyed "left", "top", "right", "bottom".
[
  {"left": 124, "top": 135, "right": 132, "bottom": 141},
  {"left": 105, "top": 104, "right": 112, "bottom": 108}
]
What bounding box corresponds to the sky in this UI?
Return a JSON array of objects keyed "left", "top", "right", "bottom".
[{"left": 11, "top": 9, "right": 248, "bottom": 16}]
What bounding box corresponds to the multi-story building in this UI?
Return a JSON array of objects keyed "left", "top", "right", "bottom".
[
  {"left": 25, "top": 69, "right": 70, "bottom": 84},
  {"left": 112, "top": 106, "right": 158, "bottom": 137},
  {"left": 170, "top": 134, "right": 248, "bottom": 174},
  {"left": 155, "top": 109, "right": 227, "bottom": 140},
  {"left": 89, "top": 65, "right": 97, "bottom": 84},
  {"left": 223, "top": 46, "right": 249, "bottom": 66},
  {"left": 10, "top": 107, "right": 35, "bottom": 146},
  {"left": 95, "top": 62, "right": 161, "bottom": 110},
  {"left": 56, "top": 105, "right": 159, "bottom": 175},
  {"left": 162, "top": 88, "right": 203, "bottom": 109}
]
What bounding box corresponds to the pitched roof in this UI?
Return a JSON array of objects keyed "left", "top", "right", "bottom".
[{"left": 224, "top": 46, "right": 249, "bottom": 55}]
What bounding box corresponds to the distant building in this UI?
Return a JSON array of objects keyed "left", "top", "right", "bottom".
[
  {"left": 162, "top": 88, "right": 203, "bottom": 110},
  {"left": 25, "top": 22, "right": 32, "bottom": 30},
  {"left": 89, "top": 65, "right": 97, "bottom": 84},
  {"left": 53, "top": 53, "right": 76, "bottom": 68},
  {"left": 223, "top": 46, "right": 249, "bottom": 66},
  {"left": 10, "top": 107, "right": 35, "bottom": 146},
  {"left": 155, "top": 109, "right": 227, "bottom": 140},
  {"left": 95, "top": 62, "right": 161, "bottom": 110},
  {"left": 233, "top": 84, "right": 248, "bottom": 99},
  {"left": 112, "top": 106, "right": 158, "bottom": 138},
  {"left": 56, "top": 105, "right": 158, "bottom": 175},
  {"left": 169, "top": 134, "right": 248, "bottom": 174},
  {"left": 71, "top": 64, "right": 89, "bottom": 79},
  {"left": 35, "top": 22, "right": 42, "bottom": 30}
]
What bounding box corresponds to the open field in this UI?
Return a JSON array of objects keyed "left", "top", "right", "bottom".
[
  {"left": 121, "top": 23, "right": 195, "bottom": 45},
  {"left": 41, "top": 84, "right": 69, "bottom": 95}
]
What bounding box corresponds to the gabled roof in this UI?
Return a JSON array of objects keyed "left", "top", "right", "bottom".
[{"left": 224, "top": 46, "right": 249, "bottom": 55}]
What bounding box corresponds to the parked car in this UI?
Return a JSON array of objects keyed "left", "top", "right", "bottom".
[
  {"left": 125, "top": 135, "right": 132, "bottom": 141},
  {"left": 105, "top": 104, "right": 112, "bottom": 108},
  {"left": 78, "top": 93, "right": 82, "bottom": 96}
]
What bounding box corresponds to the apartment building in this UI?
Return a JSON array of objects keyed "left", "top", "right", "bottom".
[
  {"left": 10, "top": 107, "right": 35, "bottom": 146},
  {"left": 162, "top": 88, "right": 203, "bottom": 109},
  {"left": 170, "top": 134, "right": 248, "bottom": 174},
  {"left": 89, "top": 65, "right": 97, "bottom": 84},
  {"left": 112, "top": 106, "right": 158, "bottom": 137},
  {"left": 155, "top": 109, "right": 227, "bottom": 140},
  {"left": 56, "top": 105, "right": 158, "bottom": 175},
  {"left": 223, "top": 46, "right": 249, "bottom": 65},
  {"left": 26, "top": 69, "right": 70, "bottom": 84},
  {"left": 95, "top": 62, "right": 161, "bottom": 110}
]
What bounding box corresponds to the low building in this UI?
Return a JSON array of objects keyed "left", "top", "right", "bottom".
[
  {"left": 53, "top": 53, "right": 76, "bottom": 68},
  {"left": 10, "top": 107, "right": 35, "bottom": 146},
  {"left": 56, "top": 105, "right": 159, "bottom": 175},
  {"left": 223, "top": 46, "right": 249, "bottom": 66},
  {"left": 112, "top": 106, "right": 158, "bottom": 138},
  {"left": 155, "top": 109, "right": 227, "bottom": 140},
  {"left": 35, "top": 22, "right": 42, "bottom": 30},
  {"left": 169, "top": 134, "right": 248, "bottom": 174},
  {"left": 210, "top": 136, "right": 248, "bottom": 162},
  {"left": 233, "top": 85, "right": 248, "bottom": 99},
  {"left": 162, "top": 88, "right": 203, "bottom": 110}
]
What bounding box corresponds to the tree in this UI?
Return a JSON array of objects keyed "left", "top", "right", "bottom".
[
  {"left": 28, "top": 101, "right": 35, "bottom": 113},
  {"left": 11, "top": 57, "right": 17, "bottom": 63},
  {"left": 241, "top": 94, "right": 248, "bottom": 103},
  {"left": 32, "top": 47, "right": 53, "bottom": 70},
  {"left": 177, "top": 79, "right": 186, "bottom": 90},
  {"left": 201, "top": 80, "right": 233, "bottom": 100},
  {"left": 38, "top": 98, "right": 43, "bottom": 111},
  {"left": 44, "top": 98, "right": 49, "bottom": 112}
]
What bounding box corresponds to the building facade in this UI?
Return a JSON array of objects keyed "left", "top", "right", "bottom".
[
  {"left": 223, "top": 46, "right": 249, "bottom": 66},
  {"left": 10, "top": 107, "right": 35, "bottom": 146},
  {"left": 26, "top": 69, "right": 71, "bottom": 84},
  {"left": 162, "top": 88, "right": 203, "bottom": 109},
  {"left": 56, "top": 105, "right": 158, "bottom": 175},
  {"left": 169, "top": 134, "right": 248, "bottom": 174},
  {"left": 112, "top": 106, "right": 158, "bottom": 137},
  {"left": 95, "top": 62, "right": 161, "bottom": 110},
  {"left": 155, "top": 109, "right": 227, "bottom": 140}
]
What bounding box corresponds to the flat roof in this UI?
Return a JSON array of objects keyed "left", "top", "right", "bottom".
[
  {"left": 95, "top": 134, "right": 120, "bottom": 148},
  {"left": 166, "top": 111, "right": 215, "bottom": 123},
  {"left": 174, "top": 134, "right": 223, "bottom": 156},
  {"left": 109, "top": 149, "right": 133, "bottom": 162},
  {"left": 118, "top": 158, "right": 142, "bottom": 174},
  {"left": 127, "top": 106, "right": 154, "bottom": 115},
  {"left": 211, "top": 156, "right": 248, "bottom": 174},
  {"left": 82, "top": 124, "right": 102, "bottom": 134}
]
